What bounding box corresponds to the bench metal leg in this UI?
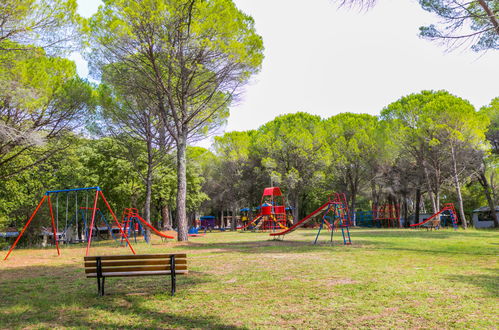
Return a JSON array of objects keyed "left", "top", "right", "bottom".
[
  {"left": 97, "top": 277, "right": 105, "bottom": 296},
  {"left": 96, "top": 257, "right": 105, "bottom": 296},
  {"left": 170, "top": 255, "right": 176, "bottom": 296}
]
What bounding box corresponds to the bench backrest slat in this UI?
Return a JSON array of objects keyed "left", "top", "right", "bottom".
[
  {"left": 84, "top": 253, "right": 186, "bottom": 261},
  {"left": 84, "top": 253, "right": 187, "bottom": 278}
]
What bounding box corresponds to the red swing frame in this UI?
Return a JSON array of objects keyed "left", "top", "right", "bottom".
[{"left": 3, "top": 186, "right": 135, "bottom": 260}]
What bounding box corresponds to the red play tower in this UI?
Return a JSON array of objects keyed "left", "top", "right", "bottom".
[{"left": 238, "top": 187, "right": 288, "bottom": 231}]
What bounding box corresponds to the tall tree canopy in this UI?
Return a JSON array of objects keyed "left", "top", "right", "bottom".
[
  {"left": 0, "top": 0, "right": 81, "bottom": 52},
  {"left": 251, "top": 112, "right": 331, "bottom": 221},
  {"left": 88, "top": 0, "right": 264, "bottom": 240},
  {"left": 324, "top": 113, "right": 384, "bottom": 218},
  {"left": 336, "top": 0, "right": 499, "bottom": 51},
  {"left": 382, "top": 90, "right": 489, "bottom": 228},
  {"left": 0, "top": 43, "right": 95, "bottom": 179},
  {"left": 419, "top": 0, "right": 499, "bottom": 51}
]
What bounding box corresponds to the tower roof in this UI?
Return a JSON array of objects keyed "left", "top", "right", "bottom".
[{"left": 262, "top": 187, "right": 283, "bottom": 196}]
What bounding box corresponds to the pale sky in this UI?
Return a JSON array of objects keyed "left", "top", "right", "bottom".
[{"left": 73, "top": 0, "right": 499, "bottom": 144}]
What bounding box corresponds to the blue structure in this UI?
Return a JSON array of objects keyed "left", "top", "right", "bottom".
[
  {"left": 45, "top": 187, "right": 101, "bottom": 195},
  {"left": 200, "top": 216, "right": 216, "bottom": 232},
  {"left": 121, "top": 213, "right": 149, "bottom": 244},
  {"left": 0, "top": 232, "right": 19, "bottom": 238},
  {"left": 355, "top": 211, "right": 379, "bottom": 228}
]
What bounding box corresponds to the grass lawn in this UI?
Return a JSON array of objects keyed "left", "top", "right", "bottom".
[{"left": 1, "top": 228, "right": 498, "bottom": 329}]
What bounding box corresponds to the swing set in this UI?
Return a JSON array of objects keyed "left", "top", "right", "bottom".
[
  {"left": 59, "top": 207, "right": 118, "bottom": 243},
  {"left": 3, "top": 187, "right": 135, "bottom": 260}
]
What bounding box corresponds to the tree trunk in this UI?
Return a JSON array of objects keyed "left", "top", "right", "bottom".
[
  {"left": 415, "top": 187, "right": 421, "bottom": 226},
  {"left": 231, "top": 207, "right": 237, "bottom": 231},
  {"left": 402, "top": 195, "right": 409, "bottom": 228},
  {"left": 370, "top": 180, "right": 380, "bottom": 211},
  {"left": 435, "top": 189, "right": 440, "bottom": 214},
  {"left": 478, "top": 169, "right": 499, "bottom": 228},
  {"left": 161, "top": 203, "right": 172, "bottom": 230},
  {"left": 143, "top": 139, "right": 154, "bottom": 243},
  {"left": 423, "top": 165, "right": 438, "bottom": 213},
  {"left": 176, "top": 132, "right": 188, "bottom": 241},
  {"left": 477, "top": 0, "right": 499, "bottom": 34},
  {"left": 350, "top": 192, "right": 357, "bottom": 226},
  {"left": 451, "top": 145, "right": 467, "bottom": 229},
  {"left": 293, "top": 194, "right": 300, "bottom": 224},
  {"left": 491, "top": 171, "right": 497, "bottom": 203}
]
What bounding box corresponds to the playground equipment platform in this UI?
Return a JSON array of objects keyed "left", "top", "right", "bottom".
[
  {"left": 237, "top": 187, "right": 288, "bottom": 231},
  {"left": 410, "top": 203, "right": 458, "bottom": 230},
  {"left": 270, "top": 193, "right": 352, "bottom": 245}
]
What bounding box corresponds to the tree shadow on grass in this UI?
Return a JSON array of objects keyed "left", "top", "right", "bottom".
[
  {"left": 0, "top": 264, "right": 247, "bottom": 329},
  {"left": 179, "top": 239, "right": 352, "bottom": 254},
  {"left": 169, "top": 230, "right": 498, "bottom": 257},
  {"left": 355, "top": 244, "right": 497, "bottom": 256},
  {"left": 448, "top": 269, "right": 498, "bottom": 297},
  {"left": 173, "top": 229, "right": 496, "bottom": 256},
  {"left": 341, "top": 228, "right": 497, "bottom": 239}
]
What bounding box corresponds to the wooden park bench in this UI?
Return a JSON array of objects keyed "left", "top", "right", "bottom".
[{"left": 84, "top": 253, "right": 187, "bottom": 296}]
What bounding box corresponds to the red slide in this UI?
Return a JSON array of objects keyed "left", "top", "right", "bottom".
[
  {"left": 410, "top": 207, "right": 448, "bottom": 227},
  {"left": 133, "top": 214, "right": 175, "bottom": 239},
  {"left": 270, "top": 201, "right": 332, "bottom": 236},
  {"left": 237, "top": 213, "right": 263, "bottom": 230}
]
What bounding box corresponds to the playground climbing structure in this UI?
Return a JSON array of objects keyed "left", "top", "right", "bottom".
[
  {"left": 410, "top": 203, "right": 458, "bottom": 230},
  {"left": 270, "top": 193, "right": 352, "bottom": 245},
  {"left": 372, "top": 203, "right": 400, "bottom": 228},
  {"left": 237, "top": 187, "right": 289, "bottom": 231}
]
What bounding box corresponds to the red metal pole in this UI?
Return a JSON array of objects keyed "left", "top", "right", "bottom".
[
  {"left": 85, "top": 189, "right": 100, "bottom": 256},
  {"left": 4, "top": 195, "right": 47, "bottom": 260},
  {"left": 121, "top": 208, "right": 128, "bottom": 226},
  {"left": 47, "top": 195, "right": 60, "bottom": 256},
  {"left": 99, "top": 190, "right": 136, "bottom": 255}
]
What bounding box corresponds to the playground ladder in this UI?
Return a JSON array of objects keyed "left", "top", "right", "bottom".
[
  {"left": 274, "top": 214, "right": 287, "bottom": 230},
  {"left": 330, "top": 197, "right": 352, "bottom": 245},
  {"left": 253, "top": 216, "right": 265, "bottom": 230},
  {"left": 120, "top": 216, "right": 132, "bottom": 245},
  {"left": 444, "top": 203, "right": 459, "bottom": 230},
  {"left": 336, "top": 193, "right": 351, "bottom": 226},
  {"left": 314, "top": 204, "right": 333, "bottom": 244},
  {"left": 314, "top": 201, "right": 352, "bottom": 245},
  {"left": 341, "top": 224, "right": 352, "bottom": 245}
]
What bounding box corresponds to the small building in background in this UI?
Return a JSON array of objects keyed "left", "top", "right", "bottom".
[{"left": 472, "top": 206, "right": 498, "bottom": 229}]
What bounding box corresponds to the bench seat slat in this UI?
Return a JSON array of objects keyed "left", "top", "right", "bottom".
[
  {"left": 84, "top": 259, "right": 186, "bottom": 267},
  {"left": 85, "top": 265, "right": 187, "bottom": 274},
  {"left": 84, "top": 253, "right": 186, "bottom": 261},
  {"left": 86, "top": 270, "right": 188, "bottom": 278}
]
